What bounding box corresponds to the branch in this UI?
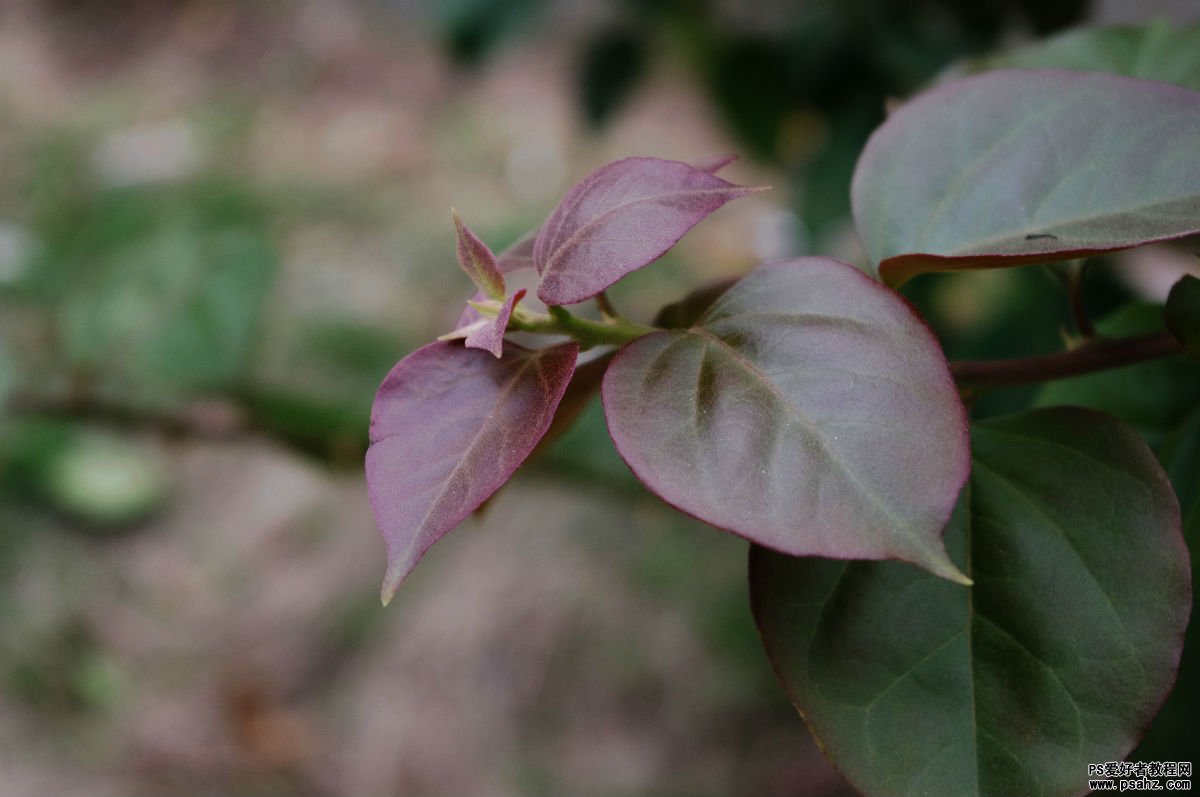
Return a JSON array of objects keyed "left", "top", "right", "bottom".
[
  {"left": 6, "top": 392, "right": 252, "bottom": 440},
  {"left": 951, "top": 332, "right": 1183, "bottom": 389}
]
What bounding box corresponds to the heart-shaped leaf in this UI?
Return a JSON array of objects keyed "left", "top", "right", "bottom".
[
  {"left": 366, "top": 340, "right": 578, "bottom": 603},
  {"left": 602, "top": 257, "right": 970, "bottom": 581},
  {"left": 534, "top": 157, "right": 759, "bottom": 306},
  {"left": 852, "top": 70, "right": 1200, "bottom": 286},
  {"left": 751, "top": 408, "right": 1191, "bottom": 797},
  {"left": 1166, "top": 275, "right": 1200, "bottom": 361}
]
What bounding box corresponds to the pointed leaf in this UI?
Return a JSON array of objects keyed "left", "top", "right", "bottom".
[
  {"left": 453, "top": 210, "right": 506, "bottom": 300},
  {"left": 367, "top": 340, "right": 578, "bottom": 603},
  {"left": 1166, "top": 275, "right": 1200, "bottom": 360},
  {"left": 534, "top": 157, "right": 759, "bottom": 305},
  {"left": 454, "top": 229, "right": 538, "bottom": 330},
  {"left": 603, "top": 257, "right": 970, "bottom": 581},
  {"left": 465, "top": 289, "right": 525, "bottom": 358},
  {"left": 751, "top": 408, "right": 1191, "bottom": 797},
  {"left": 853, "top": 70, "right": 1200, "bottom": 286}
]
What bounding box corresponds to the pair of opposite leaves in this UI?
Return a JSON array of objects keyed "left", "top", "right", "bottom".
[{"left": 368, "top": 68, "right": 1200, "bottom": 605}]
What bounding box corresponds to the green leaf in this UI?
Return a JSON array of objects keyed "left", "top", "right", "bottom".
[
  {"left": 969, "top": 20, "right": 1200, "bottom": 91},
  {"left": 1166, "top": 275, "right": 1200, "bottom": 361},
  {"left": 751, "top": 408, "right": 1191, "bottom": 797},
  {"left": 58, "top": 212, "right": 275, "bottom": 393},
  {"left": 852, "top": 70, "right": 1200, "bottom": 286},
  {"left": 603, "top": 257, "right": 970, "bottom": 583},
  {"left": 1034, "top": 304, "right": 1200, "bottom": 445},
  {"left": 1162, "top": 406, "right": 1200, "bottom": 543}
]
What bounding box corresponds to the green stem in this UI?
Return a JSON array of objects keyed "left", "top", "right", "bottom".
[{"left": 508, "top": 305, "right": 657, "bottom": 349}]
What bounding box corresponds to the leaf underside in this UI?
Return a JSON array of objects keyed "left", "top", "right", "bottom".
[
  {"left": 751, "top": 408, "right": 1191, "bottom": 797},
  {"left": 852, "top": 69, "right": 1200, "bottom": 285},
  {"left": 366, "top": 340, "right": 578, "bottom": 603},
  {"left": 603, "top": 257, "right": 970, "bottom": 581}
]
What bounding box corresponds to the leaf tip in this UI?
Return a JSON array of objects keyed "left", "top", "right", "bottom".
[
  {"left": 922, "top": 548, "right": 972, "bottom": 586},
  {"left": 380, "top": 559, "right": 409, "bottom": 606}
]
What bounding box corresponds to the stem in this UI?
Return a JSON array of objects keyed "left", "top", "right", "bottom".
[
  {"left": 951, "top": 332, "right": 1183, "bottom": 389},
  {"left": 595, "top": 291, "right": 619, "bottom": 322},
  {"left": 508, "top": 305, "right": 657, "bottom": 349},
  {"left": 1065, "top": 260, "right": 1095, "bottom": 339},
  {"left": 6, "top": 391, "right": 251, "bottom": 439}
]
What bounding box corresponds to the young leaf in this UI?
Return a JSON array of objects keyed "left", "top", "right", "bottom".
[
  {"left": 454, "top": 229, "right": 538, "bottom": 331},
  {"left": 602, "top": 257, "right": 970, "bottom": 582},
  {"left": 852, "top": 70, "right": 1200, "bottom": 286},
  {"left": 751, "top": 408, "right": 1191, "bottom": 797},
  {"left": 534, "top": 157, "right": 760, "bottom": 306},
  {"left": 1166, "top": 275, "right": 1200, "bottom": 360},
  {"left": 366, "top": 340, "right": 578, "bottom": 604},
  {"left": 453, "top": 210, "right": 506, "bottom": 301},
  {"left": 465, "top": 289, "right": 525, "bottom": 358}
]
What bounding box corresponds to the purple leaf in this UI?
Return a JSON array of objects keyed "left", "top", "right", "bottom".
[
  {"left": 454, "top": 229, "right": 539, "bottom": 330},
  {"left": 852, "top": 70, "right": 1200, "bottom": 285},
  {"left": 495, "top": 227, "right": 537, "bottom": 273},
  {"left": 367, "top": 340, "right": 578, "bottom": 604},
  {"left": 602, "top": 257, "right": 970, "bottom": 582},
  {"left": 533, "top": 157, "right": 761, "bottom": 306},
  {"left": 464, "top": 289, "right": 525, "bottom": 358},
  {"left": 453, "top": 210, "right": 506, "bottom": 300}
]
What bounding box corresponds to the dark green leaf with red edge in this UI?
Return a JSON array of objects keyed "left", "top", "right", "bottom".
[
  {"left": 534, "top": 157, "right": 760, "bottom": 306},
  {"left": 603, "top": 257, "right": 970, "bottom": 582},
  {"left": 1166, "top": 275, "right": 1200, "bottom": 361},
  {"left": 751, "top": 408, "right": 1191, "bottom": 797},
  {"left": 366, "top": 340, "right": 578, "bottom": 604},
  {"left": 852, "top": 70, "right": 1200, "bottom": 286}
]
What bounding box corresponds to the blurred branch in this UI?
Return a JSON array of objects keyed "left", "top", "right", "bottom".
[
  {"left": 952, "top": 331, "right": 1182, "bottom": 390},
  {"left": 5, "top": 391, "right": 366, "bottom": 465},
  {"left": 6, "top": 391, "right": 252, "bottom": 440}
]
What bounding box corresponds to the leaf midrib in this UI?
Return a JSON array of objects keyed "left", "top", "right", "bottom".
[
  {"left": 688, "top": 326, "right": 923, "bottom": 547},
  {"left": 541, "top": 186, "right": 743, "bottom": 278}
]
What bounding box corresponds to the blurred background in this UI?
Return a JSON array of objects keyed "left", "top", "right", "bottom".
[{"left": 0, "top": 0, "right": 1197, "bottom": 794}]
